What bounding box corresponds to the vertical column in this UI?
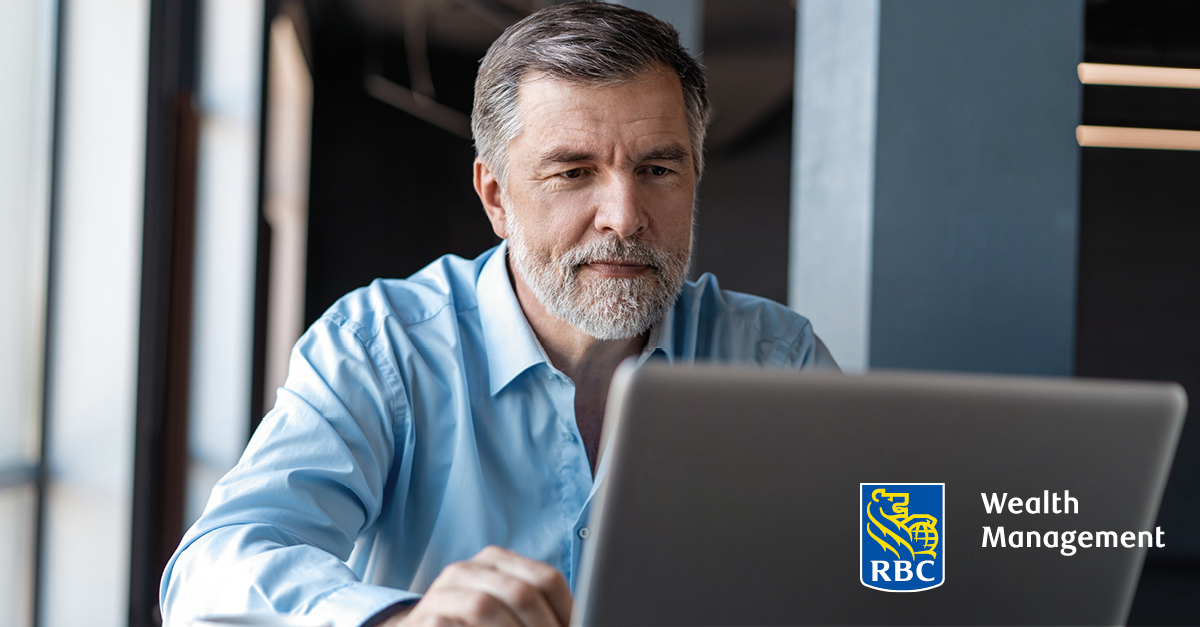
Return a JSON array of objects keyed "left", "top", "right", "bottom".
[
  {"left": 261, "top": 11, "right": 312, "bottom": 418},
  {"left": 42, "top": 0, "right": 151, "bottom": 624},
  {"left": 789, "top": 0, "right": 880, "bottom": 372},
  {"left": 869, "top": 0, "right": 1082, "bottom": 375},
  {"left": 186, "top": 0, "right": 263, "bottom": 525}
]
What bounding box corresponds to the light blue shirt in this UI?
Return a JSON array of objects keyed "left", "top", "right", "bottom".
[{"left": 160, "top": 242, "right": 835, "bottom": 627}]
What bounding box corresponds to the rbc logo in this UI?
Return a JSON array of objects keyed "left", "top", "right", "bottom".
[{"left": 860, "top": 483, "right": 945, "bottom": 592}]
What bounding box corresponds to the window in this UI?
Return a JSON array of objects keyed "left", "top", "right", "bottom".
[{"left": 0, "top": 0, "right": 58, "bottom": 625}]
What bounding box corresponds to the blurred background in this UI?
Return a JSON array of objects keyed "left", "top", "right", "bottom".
[{"left": 1, "top": 0, "right": 1197, "bottom": 625}]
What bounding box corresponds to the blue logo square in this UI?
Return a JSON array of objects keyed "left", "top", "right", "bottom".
[{"left": 860, "top": 483, "right": 945, "bottom": 592}]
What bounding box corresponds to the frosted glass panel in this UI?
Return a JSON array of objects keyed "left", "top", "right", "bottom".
[
  {"left": 0, "top": 0, "right": 55, "bottom": 466},
  {"left": 185, "top": 0, "right": 262, "bottom": 529},
  {"left": 0, "top": 485, "right": 36, "bottom": 627}
]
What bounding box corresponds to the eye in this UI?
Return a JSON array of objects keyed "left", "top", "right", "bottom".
[
  {"left": 647, "top": 165, "right": 671, "bottom": 176},
  {"left": 561, "top": 168, "right": 583, "bottom": 179}
]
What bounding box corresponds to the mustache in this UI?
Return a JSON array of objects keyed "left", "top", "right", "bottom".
[{"left": 559, "top": 236, "right": 671, "bottom": 270}]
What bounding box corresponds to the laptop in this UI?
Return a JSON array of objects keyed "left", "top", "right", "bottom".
[{"left": 574, "top": 363, "right": 1186, "bottom": 625}]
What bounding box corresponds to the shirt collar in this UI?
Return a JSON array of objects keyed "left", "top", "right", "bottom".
[
  {"left": 478, "top": 241, "right": 549, "bottom": 396},
  {"left": 637, "top": 299, "right": 677, "bottom": 365}
]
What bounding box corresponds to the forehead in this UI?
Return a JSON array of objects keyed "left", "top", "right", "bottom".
[{"left": 511, "top": 68, "right": 690, "bottom": 151}]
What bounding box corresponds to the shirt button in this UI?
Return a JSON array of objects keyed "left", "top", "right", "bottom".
[
  {"left": 578, "top": 527, "right": 590, "bottom": 539},
  {"left": 562, "top": 432, "right": 573, "bottom": 442}
]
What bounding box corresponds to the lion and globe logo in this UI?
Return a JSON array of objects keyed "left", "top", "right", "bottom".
[{"left": 860, "top": 483, "right": 945, "bottom": 592}]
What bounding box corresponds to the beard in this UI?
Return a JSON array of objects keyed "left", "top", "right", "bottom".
[{"left": 505, "top": 212, "right": 691, "bottom": 341}]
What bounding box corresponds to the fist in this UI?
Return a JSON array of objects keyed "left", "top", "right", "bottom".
[{"left": 380, "top": 546, "right": 573, "bottom": 627}]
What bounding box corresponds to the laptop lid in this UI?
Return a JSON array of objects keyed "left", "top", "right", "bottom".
[{"left": 575, "top": 363, "right": 1186, "bottom": 625}]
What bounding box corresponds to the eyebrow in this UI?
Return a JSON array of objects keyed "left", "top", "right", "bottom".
[
  {"left": 640, "top": 144, "right": 690, "bottom": 164},
  {"left": 535, "top": 143, "right": 691, "bottom": 167},
  {"left": 537, "top": 147, "right": 597, "bottom": 166}
]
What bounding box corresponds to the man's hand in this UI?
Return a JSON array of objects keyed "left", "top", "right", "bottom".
[{"left": 380, "top": 546, "right": 574, "bottom": 627}]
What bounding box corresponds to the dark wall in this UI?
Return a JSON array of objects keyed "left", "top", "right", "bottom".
[
  {"left": 1078, "top": 1, "right": 1200, "bottom": 622},
  {"left": 690, "top": 0, "right": 796, "bottom": 305},
  {"left": 693, "top": 103, "right": 792, "bottom": 304},
  {"left": 1079, "top": 148, "right": 1200, "bottom": 625},
  {"left": 870, "top": 0, "right": 1084, "bottom": 375},
  {"left": 303, "top": 1, "right": 499, "bottom": 326}
]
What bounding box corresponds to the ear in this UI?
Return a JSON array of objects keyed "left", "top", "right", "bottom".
[{"left": 474, "top": 158, "right": 509, "bottom": 239}]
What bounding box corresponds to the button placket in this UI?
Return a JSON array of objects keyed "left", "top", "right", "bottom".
[{"left": 543, "top": 364, "right": 591, "bottom": 587}]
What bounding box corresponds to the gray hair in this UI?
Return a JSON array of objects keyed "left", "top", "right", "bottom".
[{"left": 471, "top": 1, "right": 710, "bottom": 187}]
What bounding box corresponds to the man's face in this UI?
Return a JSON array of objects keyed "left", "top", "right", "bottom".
[{"left": 491, "top": 67, "right": 697, "bottom": 340}]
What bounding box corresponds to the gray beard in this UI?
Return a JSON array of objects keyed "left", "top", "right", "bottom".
[{"left": 505, "top": 213, "right": 691, "bottom": 341}]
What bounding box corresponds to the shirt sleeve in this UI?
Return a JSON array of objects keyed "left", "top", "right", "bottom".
[
  {"left": 160, "top": 315, "right": 420, "bottom": 627},
  {"left": 810, "top": 335, "right": 840, "bottom": 371},
  {"left": 782, "top": 321, "right": 842, "bottom": 372}
]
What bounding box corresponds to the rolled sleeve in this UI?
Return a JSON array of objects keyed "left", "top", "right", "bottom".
[{"left": 309, "top": 583, "right": 420, "bottom": 627}]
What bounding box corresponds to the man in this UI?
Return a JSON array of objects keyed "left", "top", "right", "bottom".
[{"left": 161, "top": 3, "right": 835, "bottom": 626}]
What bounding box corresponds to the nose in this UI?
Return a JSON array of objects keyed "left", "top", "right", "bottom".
[{"left": 593, "top": 174, "right": 647, "bottom": 239}]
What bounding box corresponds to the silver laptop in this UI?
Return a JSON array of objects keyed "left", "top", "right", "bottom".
[{"left": 575, "top": 363, "right": 1186, "bottom": 625}]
